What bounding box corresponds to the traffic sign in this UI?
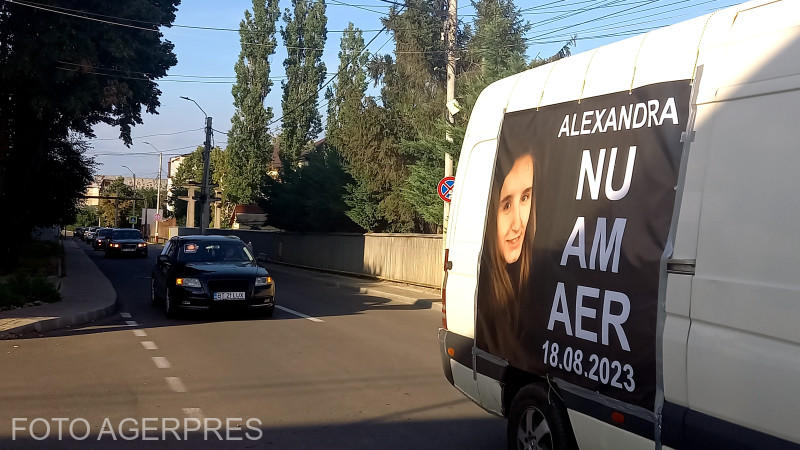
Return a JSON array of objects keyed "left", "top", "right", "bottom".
[
  {"left": 154, "top": 213, "right": 162, "bottom": 221},
  {"left": 437, "top": 176, "right": 455, "bottom": 203},
  {"left": 129, "top": 216, "right": 137, "bottom": 224}
]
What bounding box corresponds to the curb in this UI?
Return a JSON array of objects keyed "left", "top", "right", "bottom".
[
  {"left": 0, "top": 301, "right": 118, "bottom": 339},
  {"left": 0, "top": 241, "right": 118, "bottom": 339}
]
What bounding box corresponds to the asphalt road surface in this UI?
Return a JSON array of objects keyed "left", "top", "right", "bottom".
[{"left": 0, "top": 241, "right": 505, "bottom": 449}]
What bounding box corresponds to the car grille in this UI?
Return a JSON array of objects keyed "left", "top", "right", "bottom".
[
  {"left": 207, "top": 280, "right": 250, "bottom": 293},
  {"left": 122, "top": 244, "right": 138, "bottom": 250}
]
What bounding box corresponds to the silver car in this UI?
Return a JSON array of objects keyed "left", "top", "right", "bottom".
[{"left": 84, "top": 226, "right": 99, "bottom": 242}]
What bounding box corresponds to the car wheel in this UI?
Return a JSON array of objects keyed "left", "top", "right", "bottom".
[
  {"left": 164, "top": 288, "right": 177, "bottom": 319},
  {"left": 507, "top": 383, "right": 576, "bottom": 450}
]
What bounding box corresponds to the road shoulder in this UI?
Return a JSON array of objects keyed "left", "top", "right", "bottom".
[{"left": 266, "top": 263, "right": 443, "bottom": 311}]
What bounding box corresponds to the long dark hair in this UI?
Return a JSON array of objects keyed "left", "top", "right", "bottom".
[{"left": 481, "top": 147, "right": 537, "bottom": 320}]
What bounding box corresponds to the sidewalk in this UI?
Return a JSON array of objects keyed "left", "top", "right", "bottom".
[
  {"left": 0, "top": 240, "right": 117, "bottom": 338},
  {"left": 267, "top": 263, "right": 443, "bottom": 311}
]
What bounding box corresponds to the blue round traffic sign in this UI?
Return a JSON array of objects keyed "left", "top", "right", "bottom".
[{"left": 437, "top": 176, "right": 455, "bottom": 203}]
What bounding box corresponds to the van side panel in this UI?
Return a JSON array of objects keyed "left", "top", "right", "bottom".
[
  {"left": 568, "top": 410, "right": 662, "bottom": 450},
  {"left": 446, "top": 77, "right": 519, "bottom": 339},
  {"left": 688, "top": 2, "right": 800, "bottom": 443}
]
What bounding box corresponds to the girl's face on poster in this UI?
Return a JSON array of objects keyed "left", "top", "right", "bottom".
[{"left": 496, "top": 154, "right": 534, "bottom": 264}]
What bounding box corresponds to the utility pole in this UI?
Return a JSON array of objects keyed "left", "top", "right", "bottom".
[
  {"left": 200, "top": 116, "right": 212, "bottom": 235},
  {"left": 444, "top": 0, "right": 457, "bottom": 240},
  {"left": 156, "top": 152, "right": 163, "bottom": 239},
  {"left": 144, "top": 141, "right": 163, "bottom": 242},
  {"left": 122, "top": 165, "right": 136, "bottom": 228},
  {"left": 180, "top": 96, "right": 212, "bottom": 235}
]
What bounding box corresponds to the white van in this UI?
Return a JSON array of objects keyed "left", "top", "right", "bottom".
[{"left": 438, "top": 1, "right": 800, "bottom": 448}]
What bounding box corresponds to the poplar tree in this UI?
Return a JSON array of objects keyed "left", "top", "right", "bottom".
[
  {"left": 224, "top": 0, "right": 280, "bottom": 205},
  {"left": 469, "top": 0, "right": 530, "bottom": 81},
  {"left": 279, "top": 0, "right": 328, "bottom": 172},
  {"left": 323, "top": 24, "right": 381, "bottom": 231}
]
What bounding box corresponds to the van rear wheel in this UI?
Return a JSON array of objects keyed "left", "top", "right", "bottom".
[{"left": 507, "top": 383, "right": 575, "bottom": 450}]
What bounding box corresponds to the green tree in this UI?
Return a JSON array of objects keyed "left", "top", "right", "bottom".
[
  {"left": 99, "top": 178, "right": 136, "bottom": 228},
  {"left": 167, "top": 146, "right": 224, "bottom": 226},
  {"left": 391, "top": 0, "right": 530, "bottom": 231},
  {"left": 0, "top": 0, "right": 179, "bottom": 270},
  {"left": 323, "top": 24, "right": 379, "bottom": 231},
  {"left": 263, "top": 143, "right": 357, "bottom": 232},
  {"left": 362, "top": 0, "right": 451, "bottom": 232},
  {"left": 469, "top": 0, "right": 530, "bottom": 80},
  {"left": 224, "top": 0, "right": 280, "bottom": 206},
  {"left": 74, "top": 206, "right": 100, "bottom": 227},
  {"left": 325, "top": 24, "right": 368, "bottom": 149},
  {"left": 135, "top": 186, "right": 167, "bottom": 216},
  {"left": 279, "top": 0, "right": 328, "bottom": 171}
]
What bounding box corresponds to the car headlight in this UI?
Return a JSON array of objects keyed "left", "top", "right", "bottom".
[
  {"left": 255, "top": 276, "right": 272, "bottom": 287},
  {"left": 176, "top": 278, "right": 201, "bottom": 288},
  {"left": 138, "top": 243, "right": 147, "bottom": 247},
  {"left": 110, "top": 243, "right": 120, "bottom": 248}
]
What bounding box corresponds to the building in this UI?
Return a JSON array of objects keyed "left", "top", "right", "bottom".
[
  {"left": 82, "top": 175, "right": 168, "bottom": 206},
  {"left": 166, "top": 154, "right": 192, "bottom": 211}
]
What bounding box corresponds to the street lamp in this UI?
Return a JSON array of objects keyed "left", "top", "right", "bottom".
[
  {"left": 121, "top": 165, "right": 136, "bottom": 228},
  {"left": 143, "top": 141, "right": 164, "bottom": 241},
  {"left": 180, "top": 96, "right": 212, "bottom": 235},
  {"left": 180, "top": 96, "right": 207, "bottom": 119}
]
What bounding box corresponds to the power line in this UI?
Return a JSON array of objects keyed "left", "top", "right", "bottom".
[
  {"left": 56, "top": 66, "right": 236, "bottom": 84},
  {"left": 527, "top": 0, "right": 704, "bottom": 41},
  {"left": 10, "top": 0, "right": 398, "bottom": 34},
  {"left": 91, "top": 144, "right": 200, "bottom": 156},
  {"left": 328, "top": 0, "right": 388, "bottom": 15},
  {"left": 92, "top": 128, "right": 204, "bottom": 141},
  {"left": 7, "top": 0, "right": 160, "bottom": 32},
  {"left": 269, "top": 12, "right": 401, "bottom": 128},
  {"left": 57, "top": 60, "right": 333, "bottom": 81}
]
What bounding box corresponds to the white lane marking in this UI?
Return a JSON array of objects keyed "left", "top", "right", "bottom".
[
  {"left": 120, "top": 312, "right": 132, "bottom": 319},
  {"left": 165, "top": 377, "right": 187, "bottom": 393},
  {"left": 125, "top": 320, "right": 138, "bottom": 327},
  {"left": 141, "top": 341, "right": 158, "bottom": 350},
  {"left": 133, "top": 329, "right": 148, "bottom": 337},
  {"left": 182, "top": 408, "right": 204, "bottom": 420},
  {"left": 152, "top": 356, "right": 171, "bottom": 369},
  {"left": 275, "top": 305, "right": 324, "bottom": 323}
]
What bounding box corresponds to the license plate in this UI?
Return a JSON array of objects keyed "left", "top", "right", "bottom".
[
  {"left": 213, "top": 292, "right": 246, "bottom": 301},
  {"left": 122, "top": 248, "right": 134, "bottom": 252}
]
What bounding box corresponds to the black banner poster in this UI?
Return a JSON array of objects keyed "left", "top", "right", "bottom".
[{"left": 475, "top": 80, "right": 691, "bottom": 410}]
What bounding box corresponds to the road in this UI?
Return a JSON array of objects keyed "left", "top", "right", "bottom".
[{"left": 0, "top": 241, "right": 504, "bottom": 449}]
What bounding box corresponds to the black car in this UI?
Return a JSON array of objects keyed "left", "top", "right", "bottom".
[
  {"left": 92, "top": 228, "right": 113, "bottom": 250},
  {"left": 104, "top": 228, "right": 148, "bottom": 257},
  {"left": 150, "top": 235, "right": 275, "bottom": 318}
]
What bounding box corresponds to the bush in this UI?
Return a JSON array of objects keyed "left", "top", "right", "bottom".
[{"left": 0, "top": 274, "right": 60, "bottom": 309}]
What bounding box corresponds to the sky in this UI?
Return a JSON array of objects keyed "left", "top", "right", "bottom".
[{"left": 78, "top": 0, "right": 740, "bottom": 179}]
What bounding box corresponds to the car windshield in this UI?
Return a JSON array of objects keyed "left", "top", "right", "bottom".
[
  {"left": 98, "top": 229, "right": 112, "bottom": 237},
  {"left": 112, "top": 230, "right": 142, "bottom": 240},
  {"left": 179, "top": 241, "right": 253, "bottom": 263}
]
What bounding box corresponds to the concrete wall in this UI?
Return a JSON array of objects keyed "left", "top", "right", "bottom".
[{"left": 170, "top": 227, "right": 443, "bottom": 288}]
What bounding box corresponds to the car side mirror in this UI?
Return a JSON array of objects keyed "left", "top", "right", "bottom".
[
  {"left": 256, "top": 252, "right": 268, "bottom": 267},
  {"left": 158, "top": 255, "right": 170, "bottom": 264}
]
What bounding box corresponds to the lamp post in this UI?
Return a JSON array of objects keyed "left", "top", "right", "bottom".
[
  {"left": 180, "top": 96, "right": 212, "bottom": 235},
  {"left": 121, "top": 165, "right": 136, "bottom": 228},
  {"left": 143, "top": 141, "right": 163, "bottom": 241}
]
